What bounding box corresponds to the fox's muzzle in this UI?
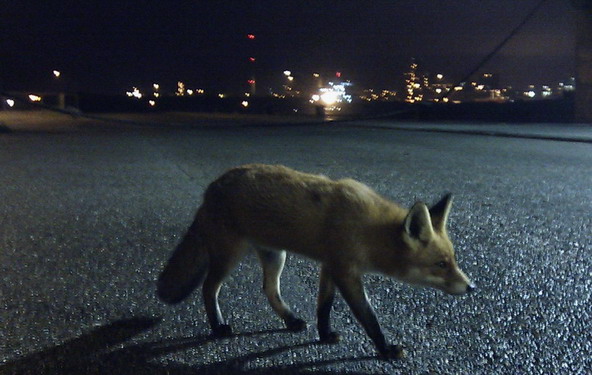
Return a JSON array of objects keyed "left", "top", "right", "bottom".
[
  {"left": 445, "top": 269, "right": 475, "bottom": 295},
  {"left": 445, "top": 282, "right": 476, "bottom": 295}
]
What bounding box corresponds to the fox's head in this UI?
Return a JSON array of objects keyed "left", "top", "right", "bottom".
[{"left": 399, "top": 194, "right": 475, "bottom": 295}]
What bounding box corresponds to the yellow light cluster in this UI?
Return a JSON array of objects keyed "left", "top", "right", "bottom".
[{"left": 176, "top": 81, "right": 186, "bottom": 96}]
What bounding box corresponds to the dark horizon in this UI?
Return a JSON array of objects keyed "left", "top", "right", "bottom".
[{"left": 1, "top": 1, "right": 576, "bottom": 95}]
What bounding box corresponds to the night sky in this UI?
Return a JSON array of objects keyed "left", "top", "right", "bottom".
[{"left": 1, "top": 0, "right": 576, "bottom": 95}]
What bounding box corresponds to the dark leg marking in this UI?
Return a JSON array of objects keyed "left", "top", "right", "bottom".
[
  {"left": 317, "top": 266, "right": 340, "bottom": 343},
  {"left": 332, "top": 271, "right": 404, "bottom": 359}
]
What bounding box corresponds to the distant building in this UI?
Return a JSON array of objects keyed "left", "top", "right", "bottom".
[
  {"left": 477, "top": 73, "right": 499, "bottom": 89},
  {"left": 404, "top": 59, "right": 423, "bottom": 103}
]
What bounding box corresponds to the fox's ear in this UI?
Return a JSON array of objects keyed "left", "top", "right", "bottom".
[
  {"left": 429, "top": 193, "right": 453, "bottom": 232},
  {"left": 404, "top": 202, "right": 434, "bottom": 243}
]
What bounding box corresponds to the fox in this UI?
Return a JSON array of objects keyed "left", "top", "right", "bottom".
[{"left": 157, "top": 163, "right": 474, "bottom": 359}]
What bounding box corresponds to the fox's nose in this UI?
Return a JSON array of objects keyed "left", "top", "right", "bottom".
[{"left": 466, "top": 283, "right": 476, "bottom": 293}]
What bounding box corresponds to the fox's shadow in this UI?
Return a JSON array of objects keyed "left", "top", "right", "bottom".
[{"left": 1, "top": 317, "right": 382, "bottom": 375}]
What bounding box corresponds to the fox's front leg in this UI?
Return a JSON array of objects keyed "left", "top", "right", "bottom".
[{"left": 331, "top": 269, "right": 404, "bottom": 360}]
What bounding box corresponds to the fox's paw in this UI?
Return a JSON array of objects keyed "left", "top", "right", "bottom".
[
  {"left": 285, "top": 317, "right": 307, "bottom": 332},
  {"left": 378, "top": 344, "right": 405, "bottom": 360},
  {"left": 211, "top": 324, "right": 233, "bottom": 338},
  {"left": 319, "top": 331, "right": 341, "bottom": 344}
]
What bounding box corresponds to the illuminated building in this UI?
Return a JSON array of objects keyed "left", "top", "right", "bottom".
[
  {"left": 311, "top": 81, "right": 353, "bottom": 111},
  {"left": 176, "top": 81, "right": 186, "bottom": 96},
  {"left": 404, "top": 59, "right": 423, "bottom": 103}
]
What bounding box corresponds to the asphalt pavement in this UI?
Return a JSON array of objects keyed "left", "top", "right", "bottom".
[
  {"left": 1, "top": 116, "right": 591, "bottom": 374},
  {"left": 1, "top": 110, "right": 592, "bottom": 142}
]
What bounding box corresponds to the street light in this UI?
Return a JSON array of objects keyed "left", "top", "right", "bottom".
[{"left": 53, "top": 70, "right": 61, "bottom": 78}]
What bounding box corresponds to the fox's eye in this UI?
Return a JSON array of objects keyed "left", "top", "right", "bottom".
[{"left": 436, "top": 261, "right": 448, "bottom": 269}]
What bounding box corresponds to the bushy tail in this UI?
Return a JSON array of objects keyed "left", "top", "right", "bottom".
[{"left": 157, "top": 220, "right": 209, "bottom": 304}]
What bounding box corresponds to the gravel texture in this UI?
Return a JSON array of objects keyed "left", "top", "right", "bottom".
[{"left": 1, "top": 122, "right": 590, "bottom": 374}]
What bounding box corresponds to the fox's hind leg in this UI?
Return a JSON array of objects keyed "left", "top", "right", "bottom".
[
  {"left": 317, "top": 266, "right": 340, "bottom": 343},
  {"left": 256, "top": 248, "right": 307, "bottom": 332},
  {"left": 202, "top": 235, "right": 247, "bottom": 338}
]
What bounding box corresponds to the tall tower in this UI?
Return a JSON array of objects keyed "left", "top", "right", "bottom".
[{"left": 246, "top": 34, "right": 257, "bottom": 96}]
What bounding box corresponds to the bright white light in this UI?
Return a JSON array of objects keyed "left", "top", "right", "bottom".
[
  {"left": 6, "top": 99, "right": 15, "bottom": 107},
  {"left": 154, "top": 92, "right": 160, "bottom": 98},
  {"left": 287, "top": 76, "right": 294, "bottom": 81},
  {"left": 148, "top": 100, "right": 156, "bottom": 106},
  {"left": 28, "top": 94, "right": 42, "bottom": 102},
  {"left": 187, "top": 89, "right": 194, "bottom": 95},
  {"left": 241, "top": 101, "right": 249, "bottom": 108},
  {"left": 320, "top": 91, "right": 338, "bottom": 105},
  {"left": 132, "top": 87, "right": 142, "bottom": 99},
  {"left": 311, "top": 94, "right": 320, "bottom": 102},
  {"left": 527, "top": 91, "right": 536, "bottom": 98},
  {"left": 218, "top": 93, "right": 225, "bottom": 98},
  {"left": 153, "top": 83, "right": 160, "bottom": 90},
  {"left": 283, "top": 70, "right": 291, "bottom": 76},
  {"left": 53, "top": 70, "right": 61, "bottom": 78},
  {"left": 127, "top": 87, "right": 142, "bottom": 99},
  {"left": 436, "top": 74, "right": 443, "bottom": 80}
]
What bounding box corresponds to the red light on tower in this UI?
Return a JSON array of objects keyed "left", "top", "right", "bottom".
[
  {"left": 246, "top": 34, "right": 256, "bottom": 95},
  {"left": 336, "top": 71, "right": 342, "bottom": 78}
]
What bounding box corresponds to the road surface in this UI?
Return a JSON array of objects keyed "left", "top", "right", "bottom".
[{"left": 1, "top": 121, "right": 590, "bottom": 374}]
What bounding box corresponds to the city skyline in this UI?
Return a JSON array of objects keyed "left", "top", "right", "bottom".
[
  {"left": 117, "top": 62, "right": 576, "bottom": 101},
  {"left": 2, "top": 1, "right": 575, "bottom": 94}
]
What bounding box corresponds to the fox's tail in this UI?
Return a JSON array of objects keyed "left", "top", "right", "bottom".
[{"left": 156, "top": 217, "right": 209, "bottom": 304}]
